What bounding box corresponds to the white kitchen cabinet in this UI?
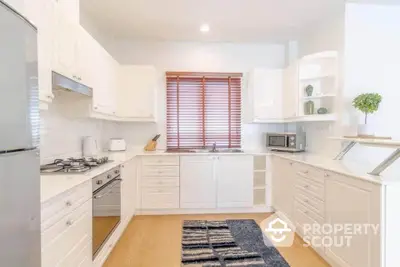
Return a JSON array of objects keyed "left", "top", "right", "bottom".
[
  {"left": 180, "top": 155, "right": 254, "bottom": 209},
  {"left": 282, "top": 63, "right": 299, "bottom": 118},
  {"left": 117, "top": 65, "right": 157, "bottom": 121},
  {"left": 325, "top": 173, "right": 380, "bottom": 267},
  {"left": 56, "top": 0, "right": 79, "bottom": 24},
  {"left": 248, "top": 68, "right": 283, "bottom": 122},
  {"left": 23, "top": 0, "right": 56, "bottom": 107},
  {"left": 52, "top": 0, "right": 88, "bottom": 86},
  {"left": 90, "top": 40, "right": 118, "bottom": 116},
  {"left": 41, "top": 180, "right": 92, "bottom": 267},
  {"left": 180, "top": 156, "right": 216, "bottom": 209},
  {"left": 271, "top": 157, "right": 295, "bottom": 220},
  {"left": 121, "top": 158, "right": 137, "bottom": 225},
  {"left": 216, "top": 155, "right": 253, "bottom": 208}
]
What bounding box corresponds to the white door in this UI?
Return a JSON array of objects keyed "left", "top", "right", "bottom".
[
  {"left": 121, "top": 158, "right": 137, "bottom": 223},
  {"left": 282, "top": 63, "right": 299, "bottom": 118},
  {"left": 250, "top": 69, "right": 283, "bottom": 120},
  {"left": 272, "top": 157, "right": 294, "bottom": 220},
  {"left": 24, "top": 0, "right": 56, "bottom": 103},
  {"left": 91, "top": 44, "right": 116, "bottom": 115},
  {"left": 325, "top": 174, "right": 381, "bottom": 267},
  {"left": 53, "top": 15, "right": 77, "bottom": 79},
  {"left": 117, "top": 65, "right": 156, "bottom": 119},
  {"left": 216, "top": 156, "right": 253, "bottom": 208},
  {"left": 180, "top": 156, "right": 216, "bottom": 209}
]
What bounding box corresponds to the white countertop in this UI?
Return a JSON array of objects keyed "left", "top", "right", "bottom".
[
  {"left": 40, "top": 151, "right": 137, "bottom": 203},
  {"left": 41, "top": 148, "right": 397, "bottom": 203}
]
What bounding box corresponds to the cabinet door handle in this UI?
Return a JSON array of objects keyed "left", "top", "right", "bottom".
[
  {"left": 65, "top": 201, "right": 72, "bottom": 207},
  {"left": 66, "top": 220, "right": 73, "bottom": 226}
]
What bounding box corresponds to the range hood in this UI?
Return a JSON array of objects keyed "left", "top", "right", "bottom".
[{"left": 52, "top": 71, "right": 92, "bottom": 96}]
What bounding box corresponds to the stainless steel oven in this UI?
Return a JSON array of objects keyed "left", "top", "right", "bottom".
[{"left": 92, "top": 166, "right": 122, "bottom": 258}]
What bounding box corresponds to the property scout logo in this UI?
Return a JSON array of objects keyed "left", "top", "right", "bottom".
[{"left": 261, "top": 215, "right": 379, "bottom": 248}]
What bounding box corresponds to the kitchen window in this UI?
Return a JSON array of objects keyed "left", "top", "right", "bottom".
[{"left": 166, "top": 72, "right": 242, "bottom": 150}]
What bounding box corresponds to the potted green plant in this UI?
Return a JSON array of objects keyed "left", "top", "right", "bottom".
[{"left": 352, "top": 93, "right": 382, "bottom": 136}]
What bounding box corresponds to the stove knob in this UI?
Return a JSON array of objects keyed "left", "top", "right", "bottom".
[
  {"left": 107, "top": 174, "right": 112, "bottom": 179},
  {"left": 114, "top": 170, "right": 120, "bottom": 174},
  {"left": 96, "top": 180, "right": 103, "bottom": 185}
]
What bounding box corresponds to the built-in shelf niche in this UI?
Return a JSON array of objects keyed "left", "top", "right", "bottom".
[
  {"left": 298, "top": 51, "right": 338, "bottom": 118},
  {"left": 253, "top": 155, "right": 267, "bottom": 206}
]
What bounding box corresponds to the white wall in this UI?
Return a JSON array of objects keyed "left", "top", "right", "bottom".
[
  {"left": 297, "top": 15, "right": 345, "bottom": 58},
  {"left": 40, "top": 94, "right": 118, "bottom": 164},
  {"left": 105, "top": 40, "right": 286, "bottom": 150},
  {"left": 340, "top": 3, "right": 400, "bottom": 172},
  {"left": 294, "top": 14, "right": 345, "bottom": 156}
]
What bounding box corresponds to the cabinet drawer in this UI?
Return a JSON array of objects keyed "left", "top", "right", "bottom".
[
  {"left": 142, "top": 156, "right": 179, "bottom": 166},
  {"left": 41, "top": 200, "right": 92, "bottom": 267},
  {"left": 142, "top": 187, "right": 179, "bottom": 209},
  {"left": 296, "top": 173, "right": 324, "bottom": 200},
  {"left": 141, "top": 176, "right": 180, "bottom": 187},
  {"left": 53, "top": 235, "right": 91, "bottom": 267},
  {"left": 295, "top": 188, "right": 324, "bottom": 217},
  {"left": 294, "top": 200, "right": 323, "bottom": 225},
  {"left": 295, "top": 164, "right": 324, "bottom": 185},
  {"left": 142, "top": 165, "right": 179, "bottom": 177},
  {"left": 41, "top": 180, "right": 91, "bottom": 231}
]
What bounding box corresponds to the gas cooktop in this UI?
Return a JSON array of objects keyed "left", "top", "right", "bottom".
[{"left": 40, "top": 157, "right": 112, "bottom": 174}]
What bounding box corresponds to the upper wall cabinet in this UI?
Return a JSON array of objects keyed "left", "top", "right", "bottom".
[
  {"left": 117, "top": 65, "right": 157, "bottom": 122},
  {"left": 87, "top": 32, "right": 118, "bottom": 116},
  {"left": 52, "top": 0, "right": 88, "bottom": 86},
  {"left": 282, "top": 63, "right": 299, "bottom": 118},
  {"left": 247, "top": 68, "right": 284, "bottom": 122},
  {"left": 23, "top": 0, "right": 57, "bottom": 109}
]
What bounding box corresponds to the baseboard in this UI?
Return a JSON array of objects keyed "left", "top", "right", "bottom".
[{"left": 136, "top": 206, "right": 274, "bottom": 215}]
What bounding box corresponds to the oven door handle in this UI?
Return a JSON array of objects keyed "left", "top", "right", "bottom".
[{"left": 93, "top": 178, "right": 123, "bottom": 199}]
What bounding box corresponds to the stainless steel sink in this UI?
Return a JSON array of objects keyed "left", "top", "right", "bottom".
[
  {"left": 212, "top": 148, "right": 244, "bottom": 153},
  {"left": 186, "top": 148, "right": 244, "bottom": 153}
]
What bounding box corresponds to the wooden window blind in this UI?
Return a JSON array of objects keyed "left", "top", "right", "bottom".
[{"left": 166, "top": 72, "right": 242, "bottom": 150}]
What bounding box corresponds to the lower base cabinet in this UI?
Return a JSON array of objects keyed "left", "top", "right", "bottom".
[
  {"left": 180, "top": 156, "right": 216, "bottom": 209},
  {"left": 180, "top": 155, "right": 254, "bottom": 209},
  {"left": 41, "top": 181, "right": 92, "bottom": 267},
  {"left": 325, "top": 174, "right": 381, "bottom": 267},
  {"left": 272, "top": 157, "right": 382, "bottom": 267}
]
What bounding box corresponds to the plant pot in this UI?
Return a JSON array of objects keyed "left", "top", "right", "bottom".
[{"left": 357, "top": 124, "right": 375, "bottom": 136}]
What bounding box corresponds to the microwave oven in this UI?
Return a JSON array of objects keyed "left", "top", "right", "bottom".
[{"left": 266, "top": 132, "right": 306, "bottom": 152}]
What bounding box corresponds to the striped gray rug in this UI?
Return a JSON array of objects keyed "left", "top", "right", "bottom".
[{"left": 181, "top": 220, "right": 289, "bottom": 267}]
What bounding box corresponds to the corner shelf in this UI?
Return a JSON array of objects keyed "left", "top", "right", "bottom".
[
  {"left": 253, "top": 156, "right": 267, "bottom": 206},
  {"left": 302, "top": 94, "right": 336, "bottom": 100},
  {"left": 298, "top": 50, "right": 339, "bottom": 120}
]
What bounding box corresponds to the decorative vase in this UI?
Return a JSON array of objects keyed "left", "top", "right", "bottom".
[
  {"left": 357, "top": 124, "right": 375, "bottom": 136},
  {"left": 305, "top": 85, "right": 314, "bottom": 97},
  {"left": 317, "top": 107, "right": 328, "bottom": 114},
  {"left": 304, "top": 101, "right": 314, "bottom": 115}
]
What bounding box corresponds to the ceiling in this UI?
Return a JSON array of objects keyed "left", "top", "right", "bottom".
[{"left": 80, "top": 0, "right": 344, "bottom": 43}]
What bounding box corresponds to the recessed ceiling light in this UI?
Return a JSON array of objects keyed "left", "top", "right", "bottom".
[{"left": 200, "top": 24, "right": 210, "bottom": 33}]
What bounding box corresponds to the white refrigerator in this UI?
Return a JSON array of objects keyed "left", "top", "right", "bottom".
[{"left": 0, "top": 1, "right": 41, "bottom": 266}]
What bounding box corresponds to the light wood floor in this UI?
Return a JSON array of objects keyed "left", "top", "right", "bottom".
[{"left": 103, "top": 213, "right": 330, "bottom": 267}]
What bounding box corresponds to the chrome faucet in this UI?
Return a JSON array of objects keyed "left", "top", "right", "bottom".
[{"left": 211, "top": 142, "right": 217, "bottom": 152}]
